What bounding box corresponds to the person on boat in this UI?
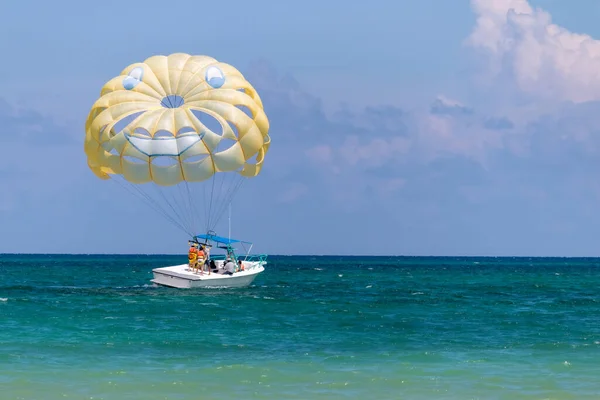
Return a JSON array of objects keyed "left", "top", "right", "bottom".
[
  {"left": 226, "top": 248, "right": 236, "bottom": 263},
  {"left": 237, "top": 259, "right": 244, "bottom": 271},
  {"left": 188, "top": 242, "right": 198, "bottom": 272},
  {"left": 204, "top": 244, "right": 211, "bottom": 261},
  {"left": 209, "top": 259, "right": 218, "bottom": 273},
  {"left": 223, "top": 258, "right": 235, "bottom": 275},
  {"left": 197, "top": 245, "right": 207, "bottom": 274},
  {"left": 203, "top": 245, "right": 211, "bottom": 274}
]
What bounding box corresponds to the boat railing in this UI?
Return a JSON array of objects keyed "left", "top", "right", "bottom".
[
  {"left": 208, "top": 254, "right": 268, "bottom": 270},
  {"left": 243, "top": 254, "right": 268, "bottom": 264}
]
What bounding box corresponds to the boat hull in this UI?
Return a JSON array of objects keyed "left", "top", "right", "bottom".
[{"left": 151, "top": 262, "right": 265, "bottom": 289}]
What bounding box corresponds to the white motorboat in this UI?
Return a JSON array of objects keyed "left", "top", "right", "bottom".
[{"left": 151, "top": 233, "right": 267, "bottom": 289}]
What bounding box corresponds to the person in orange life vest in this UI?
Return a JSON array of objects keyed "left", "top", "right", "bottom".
[{"left": 196, "top": 245, "right": 206, "bottom": 274}]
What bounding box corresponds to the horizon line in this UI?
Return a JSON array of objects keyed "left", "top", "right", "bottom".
[{"left": 1, "top": 253, "right": 600, "bottom": 258}]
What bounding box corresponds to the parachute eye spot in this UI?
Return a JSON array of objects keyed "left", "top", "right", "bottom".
[
  {"left": 123, "top": 67, "right": 144, "bottom": 90},
  {"left": 205, "top": 66, "right": 225, "bottom": 89}
]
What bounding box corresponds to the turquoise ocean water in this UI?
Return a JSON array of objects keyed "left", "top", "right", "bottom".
[{"left": 1, "top": 255, "right": 600, "bottom": 399}]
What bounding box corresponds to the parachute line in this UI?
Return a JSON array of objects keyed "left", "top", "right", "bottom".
[
  {"left": 110, "top": 178, "right": 192, "bottom": 236},
  {"left": 107, "top": 167, "right": 249, "bottom": 239},
  {"left": 206, "top": 172, "right": 217, "bottom": 233}
]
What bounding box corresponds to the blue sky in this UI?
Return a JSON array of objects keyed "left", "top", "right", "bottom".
[{"left": 2, "top": 0, "right": 600, "bottom": 256}]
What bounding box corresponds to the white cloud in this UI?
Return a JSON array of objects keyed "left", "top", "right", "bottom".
[
  {"left": 467, "top": 0, "right": 600, "bottom": 103},
  {"left": 306, "top": 145, "right": 333, "bottom": 164},
  {"left": 338, "top": 135, "right": 410, "bottom": 168},
  {"left": 305, "top": 134, "right": 410, "bottom": 173},
  {"left": 415, "top": 111, "right": 505, "bottom": 165}
]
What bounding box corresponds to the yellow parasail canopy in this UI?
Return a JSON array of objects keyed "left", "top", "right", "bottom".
[{"left": 84, "top": 53, "right": 271, "bottom": 187}]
